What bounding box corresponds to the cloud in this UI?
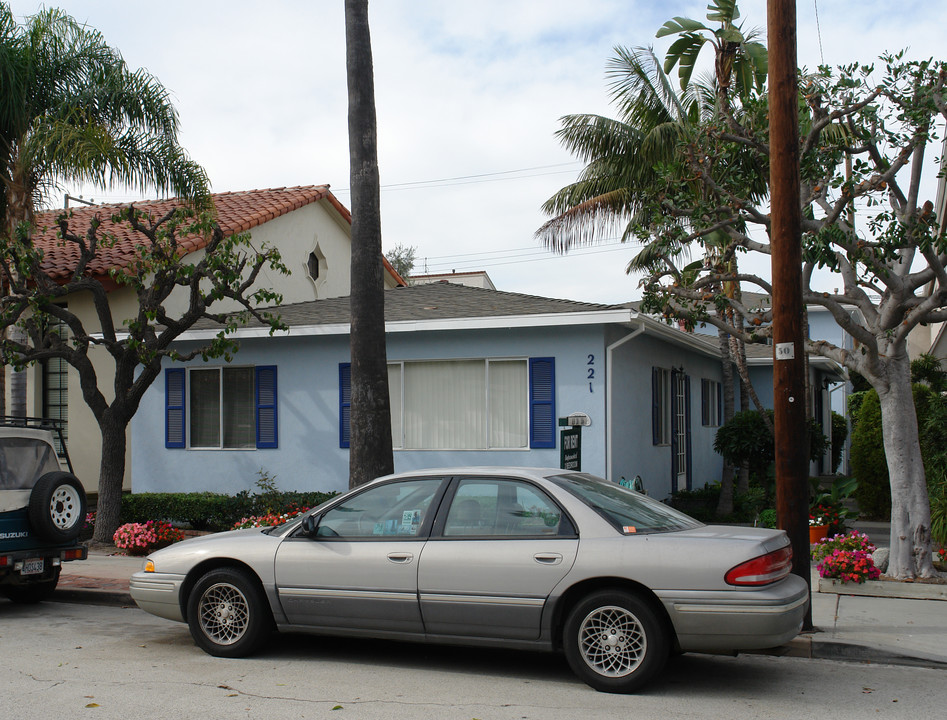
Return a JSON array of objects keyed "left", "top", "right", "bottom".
[{"left": 7, "top": 0, "right": 947, "bottom": 303}]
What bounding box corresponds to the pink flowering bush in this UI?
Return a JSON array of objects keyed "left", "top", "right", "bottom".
[
  {"left": 811, "top": 530, "right": 875, "bottom": 562},
  {"left": 232, "top": 507, "right": 308, "bottom": 530},
  {"left": 817, "top": 549, "right": 881, "bottom": 583},
  {"left": 113, "top": 521, "right": 185, "bottom": 556}
]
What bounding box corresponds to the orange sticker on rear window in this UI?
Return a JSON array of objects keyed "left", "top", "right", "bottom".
[{"left": 623, "top": 526, "right": 637, "bottom": 534}]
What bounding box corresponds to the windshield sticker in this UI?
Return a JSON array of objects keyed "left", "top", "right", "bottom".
[{"left": 623, "top": 526, "right": 637, "bottom": 534}]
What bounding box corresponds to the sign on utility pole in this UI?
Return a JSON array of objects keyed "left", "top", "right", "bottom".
[{"left": 768, "top": 0, "right": 812, "bottom": 629}]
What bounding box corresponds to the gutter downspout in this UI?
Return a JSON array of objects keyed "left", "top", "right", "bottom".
[{"left": 606, "top": 320, "right": 647, "bottom": 482}]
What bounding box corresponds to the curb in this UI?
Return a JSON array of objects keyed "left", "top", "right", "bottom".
[
  {"left": 755, "top": 633, "right": 947, "bottom": 671},
  {"left": 51, "top": 587, "right": 134, "bottom": 607}
]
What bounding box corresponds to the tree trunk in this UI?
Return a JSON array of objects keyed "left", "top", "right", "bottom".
[
  {"left": 91, "top": 416, "right": 128, "bottom": 544},
  {"left": 716, "top": 323, "right": 735, "bottom": 516},
  {"left": 4, "top": 181, "right": 33, "bottom": 418},
  {"left": 345, "top": 0, "right": 394, "bottom": 488},
  {"left": 9, "top": 326, "right": 27, "bottom": 416},
  {"left": 877, "top": 355, "right": 936, "bottom": 579}
]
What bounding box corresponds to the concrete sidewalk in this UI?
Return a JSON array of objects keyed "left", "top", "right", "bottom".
[{"left": 50, "top": 541, "right": 947, "bottom": 671}]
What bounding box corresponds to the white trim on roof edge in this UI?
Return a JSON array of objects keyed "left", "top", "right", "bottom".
[{"left": 171, "top": 308, "right": 638, "bottom": 341}]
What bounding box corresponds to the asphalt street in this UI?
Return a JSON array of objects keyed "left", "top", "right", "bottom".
[{"left": 2, "top": 599, "right": 945, "bottom": 720}]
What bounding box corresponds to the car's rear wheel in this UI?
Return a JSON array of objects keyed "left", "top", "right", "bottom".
[
  {"left": 563, "top": 589, "right": 669, "bottom": 693},
  {"left": 2, "top": 569, "right": 60, "bottom": 604},
  {"left": 187, "top": 567, "right": 272, "bottom": 657},
  {"left": 28, "top": 472, "right": 86, "bottom": 543}
]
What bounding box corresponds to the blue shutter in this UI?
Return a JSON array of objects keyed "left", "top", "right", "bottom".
[
  {"left": 340, "top": 363, "right": 351, "bottom": 448},
  {"left": 255, "top": 366, "right": 278, "bottom": 449},
  {"left": 716, "top": 381, "right": 723, "bottom": 426},
  {"left": 529, "top": 357, "right": 555, "bottom": 449},
  {"left": 165, "top": 368, "right": 186, "bottom": 448}
]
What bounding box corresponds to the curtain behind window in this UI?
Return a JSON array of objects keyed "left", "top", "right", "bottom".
[
  {"left": 223, "top": 367, "right": 255, "bottom": 448},
  {"left": 404, "top": 360, "right": 485, "bottom": 449},
  {"left": 488, "top": 360, "right": 527, "bottom": 448},
  {"left": 190, "top": 369, "right": 220, "bottom": 448}
]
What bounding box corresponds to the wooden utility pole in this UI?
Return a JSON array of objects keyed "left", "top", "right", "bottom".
[{"left": 768, "top": 0, "right": 812, "bottom": 628}]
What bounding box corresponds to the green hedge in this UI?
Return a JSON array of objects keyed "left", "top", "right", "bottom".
[{"left": 120, "top": 490, "right": 338, "bottom": 532}]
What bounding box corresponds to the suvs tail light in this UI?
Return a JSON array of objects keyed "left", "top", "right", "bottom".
[
  {"left": 725, "top": 546, "right": 793, "bottom": 586},
  {"left": 0, "top": 555, "right": 10, "bottom": 567}
]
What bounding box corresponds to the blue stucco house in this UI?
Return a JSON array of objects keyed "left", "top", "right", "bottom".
[{"left": 131, "top": 282, "right": 749, "bottom": 499}]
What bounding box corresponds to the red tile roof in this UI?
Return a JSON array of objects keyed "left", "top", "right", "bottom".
[{"left": 30, "top": 185, "right": 357, "bottom": 282}]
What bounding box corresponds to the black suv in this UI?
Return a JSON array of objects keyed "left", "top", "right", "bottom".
[{"left": 0, "top": 417, "right": 87, "bottom": 603}]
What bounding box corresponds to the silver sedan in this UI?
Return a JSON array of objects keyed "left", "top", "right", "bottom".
[{"left": 130, "top": 468, "right": 808, "bottom": 693}]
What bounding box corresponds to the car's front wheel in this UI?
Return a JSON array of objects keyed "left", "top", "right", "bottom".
[
  {"left": 186, "top": 568, "right": 272, "bottom": 658},
  {"left": 563, "top": 589, "right": 669, "bottom": 693}
]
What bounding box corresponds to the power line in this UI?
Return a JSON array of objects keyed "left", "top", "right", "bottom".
[
  {"left": 422, "top": 242, "right": 642, "bottom": 272},
  {"left": 333, "top": 162, "right": 582, "bottom": 194},
  {"left": 420, "top": 237, "right": 628, "bottom": 262}
]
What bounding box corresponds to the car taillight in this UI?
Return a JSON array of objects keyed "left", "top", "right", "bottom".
[
  {"left": 725, "top": 546, "right": 793, "bottom": 586},
  {"left": 0, "top": 555, "right": 10, "bottom": 567}
]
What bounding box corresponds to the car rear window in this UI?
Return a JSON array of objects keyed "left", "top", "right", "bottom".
[
  {"left": 0, "top": 438, "right": 60, "bottom": 490},
  {"left": 548, "top": 472, "right": 703, "bottom": 534}
]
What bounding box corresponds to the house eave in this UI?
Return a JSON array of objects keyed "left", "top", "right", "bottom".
[{"left": 170, "top": 308, "right": 639, "bottom": 342}]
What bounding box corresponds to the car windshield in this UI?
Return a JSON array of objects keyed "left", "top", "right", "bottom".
[{"left": 548, "top": 472, "right": 703, "bottom": 534}]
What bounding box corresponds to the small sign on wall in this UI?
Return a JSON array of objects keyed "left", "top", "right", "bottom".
[{"left": 560, "top": 425, "right": 581, "bottom": 471}]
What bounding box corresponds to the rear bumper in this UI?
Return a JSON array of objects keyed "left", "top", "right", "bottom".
[
  {"left": 0, "top": 544, "right": 87, "bottom": 585},
  {"left": 129, "top": 571, "right": 186, "bottom": 622},
  {"left": 657, "top": 574, "right": 810, "bottom": 651}
]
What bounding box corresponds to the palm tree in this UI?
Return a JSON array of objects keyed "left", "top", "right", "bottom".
[
  {"left": 658, "top": 0, "right": 767, "bottom": 108},
  {"left": 0, "top": 4, "right": 209, "bottom": 414},
  {"left": 344, "top": 0, "right": 394, "bottom": 488},
  {"left": 537, "top": 13, "right": 769, "bottom": 513},
  {"left": 536, "top": 46, "right": 714, "bottom": 253}
]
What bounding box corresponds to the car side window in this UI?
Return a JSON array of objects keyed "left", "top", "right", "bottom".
[
  {"left": 316, "top": 479, "right": 441, "bottom": 539},
  {"left": 443, "top": 479, "right": 564, "bottom": 537}
]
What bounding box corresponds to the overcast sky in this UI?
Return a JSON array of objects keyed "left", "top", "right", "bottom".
[{"left": 7, "top": 1, "right": 947, "bottom": 303}]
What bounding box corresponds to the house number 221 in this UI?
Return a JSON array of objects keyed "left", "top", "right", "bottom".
[{"left": 587, "top": 354, "right": 595, "bottom": 393}]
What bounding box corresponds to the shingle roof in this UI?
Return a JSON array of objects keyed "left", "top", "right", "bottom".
[
  {"left": 190, "top": 280, "right": 625, "bottom": 331},
  {"left": 30, "top": 185, "right": 345, "bottom": 281}
]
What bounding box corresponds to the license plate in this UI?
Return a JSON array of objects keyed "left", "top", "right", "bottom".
[{"left": 21, "top": 558, "right": 44, "bottom": 576}]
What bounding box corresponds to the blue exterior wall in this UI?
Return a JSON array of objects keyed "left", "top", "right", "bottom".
[
  {"left": 608, "top": 329, "right": 725, "bottom": 498},
  {"left": 131, "top": 322, "right": 729, "bottom": 498},
  {"left": 131, "top": 324, "right": 611, "bottom": 496}
]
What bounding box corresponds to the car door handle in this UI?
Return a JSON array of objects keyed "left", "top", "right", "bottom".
[
  {"left": 533, "top": 553, "right": 562, "bottom": 565},
  {"left": 387, "top": 552, "right": 414, "bottom": 564}
]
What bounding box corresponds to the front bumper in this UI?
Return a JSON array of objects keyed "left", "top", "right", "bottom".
[
  {"left": 657, "top": 574, "right": 810, "bottom": 651},
  {"left": 129, "top": 571, "right": 186, "bottom": 622}
]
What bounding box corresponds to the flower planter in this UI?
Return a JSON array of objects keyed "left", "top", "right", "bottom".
[
  {"left": 809, "top": 524, "right": 829, "bottom": 543},
  {"left": 818, "top": 577, "right": 947, "bottom": 600}
]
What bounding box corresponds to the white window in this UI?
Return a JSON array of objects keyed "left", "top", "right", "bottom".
[
  {"left": 653, "top": 367, "right": 671, "bottom": 445},
  {"left": 389, "top": 359, "right": 528, "bottom": 450},
  {"left": 189, "top": 367, "right": 256, "bottom": 449},
  {"left": 701, "top": 379, "right": 722, "bottom": 427}
]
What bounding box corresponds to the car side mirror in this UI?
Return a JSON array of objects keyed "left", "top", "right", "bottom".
[{"left": 300, "top": 514, "right": 318, "bottom": 536}]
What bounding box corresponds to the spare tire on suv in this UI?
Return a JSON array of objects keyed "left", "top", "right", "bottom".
[{"left": 28, "top": 471, "right": 86, "bottom": 543}]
